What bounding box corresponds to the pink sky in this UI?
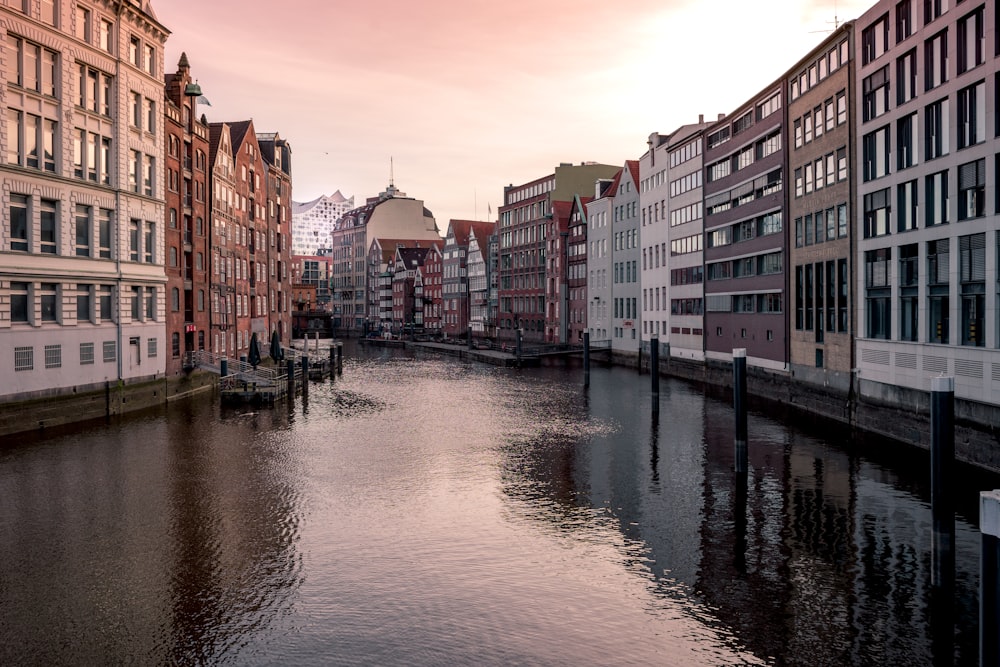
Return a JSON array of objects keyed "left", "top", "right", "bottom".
[{"left": 154, "top": 0, "right": 872, "bottom": 229}]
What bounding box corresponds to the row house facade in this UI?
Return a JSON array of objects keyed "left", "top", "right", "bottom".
[
  {"left": 566, "top": 195, "right": 591, "bottom": 343},
  {"left": 1, "top": 0, "right": 167, "bottom": 398},
  {"left": 467, "top": 228, "right": 497, "bottom": 338},
  {"left": 332, "top": 184, "right": 440, "bottom": 335},
  {"left": 441, "top": 219, "right": 492, "bottom": 339},
  {"left": 703, "top": 81, "right": 787, "bottom": 371},
  {"left": 855, "top": 0, "right": 1000, "bottom": 405},
  {"left": 543, "top": 199, "right": 572, "bottom": 344},
  {"left": 257, "top": 131, "right": 293, "bottom": 343},
  {"left": 366, "top": 237, "right": 441, "bottom": 335},
  {"left": 585, "top": 175, "right": 617, "bottom": 342},
  {"left": 164, "top": 52, "right": 209, "bottom": 375},
  {"left": 498, "top": 162, "right": 619, "bottom": 344}
]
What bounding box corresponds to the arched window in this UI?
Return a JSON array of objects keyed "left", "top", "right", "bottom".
[{"left": 171, "top": 287, "right": 180, "bottom": 311}]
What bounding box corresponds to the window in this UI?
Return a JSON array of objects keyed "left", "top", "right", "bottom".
[
  {"left": 7, "top": 109, "right": 56, "bottom": 172},
  {"left": 44, "top": 344, "right": 61, "bottom": 369},
  {"left": 958, "top": 159, "right": 985, "bottom": 220},
  {"left": 959, "top": 233, "right": 985, "bottom": 347},
  {"left": 862, "top": 14, "right": 889, "bottom": 64},
  {"left": 865, "top": 248, "right": 891, "bottom": 339},
  {"left": 98, "top": 208, "right": 112, "bottom": 259},
  {"left": 148, "top": 338, "right": 158, "bottom": 358},
  {"left": 793, "top": 119, "right": 802, "bottom": 148},
  {"left": 144, "top": 44, "right": 155, "bottom": 76},
  {"left": 129, "top": 150, "right": 140, "bottom": 192},
  {"left": 75, "top": 6, "right": 90, "bottom": 41},
  {"left": 957, "top": 81, "right": 985, "bottom": 149},
  {"left": 958, "top": 6, "right": 985, "bottom": 73},
  {"left": 74, "top": 204, "right": 90, "bottom": 256},
  {"left": 838, "top": 203, "right": 848, "bottom": 238},
  {"left": 14, "top": 347, "right": 33, "bottom": 371},
  {"left": 923, "top": 0, "right": 948, "bottom": 25},
  {"left": 130, "top": 91, "right": 141, "bottom": 127},
  {"left": 129, "top": 35, "right": 141, "bottom": 67},
  {"left": 39, "top": 283, "right": 57, "bottom": 322},
  {"left": 40, "top": 199, "right": 57, "bottom": 254},
  {"left": 924, "top": 30, "right": 948, "bottom": 91},
  {"left": 836, "top": 90, "right": 847, "bottom": 125},
  {"left": 924, "top": 98, "right": 950, "bottom": 159},
  {"left": 103, "top": 340, "right": 116, "bottom": 363},
  {"left": 76, "top": 284, "right": 91, "bottom": 322},
  {"left": 862, "top": 126, "right": 890, "bottom": 181},
  {"left": 837, "top": 147, "right": 848, "bottom": 181},
  {"left": 10, "top": 282, "right": 29, "bottom": 323},
  {"left": 927, "top": 238, "right": 950, "bottom": 344},
  {"left": 99, "top": 19, "right": 113, "bottom": 53},
  {"left": 9, "top": 36, "right": 58, "bottom": 96},
  {"left": 144, "top": 222, "right": 154, "bottom": 263},
  {"left": 896, "top": 0, "right": 913, "bottom": 42},
  {"left": 863, "top": 66, "right": 890, "bottom": 121},
  {"left": 9, "top": 193, "right": 28, "bottom": 251},
  {"left": 144, "top": 155, "right": 155, "bottom": 196},
  {"left": 77, "top": 64, "right": 111, "bottom": 115},
  {"left": 926, "top": 170, "right": 949, "bottom": 226},
  {"left": 80, "top": 342, "right": 94, "bottom": 365},
  {"left": 98, "top": 285, "right": 112, "bottom": 321},
  {"left": 897, "top": 49, "right": 917, "bottom": 105},
  {"left": 897, "top": 113, "right": 918, "bottom": 170},
  {"left": 898, "top": 180, "right": 918, "bottom": 231},
  {"left": 171, "top": 287, "right": 180, "bottom": 311},
  {"left": 130, "top": 286, "right": 141, "bottom": 320},
  {"left": 146, "top": 98, "right": 156, "bottom": 134},
  {"left": 864, "top": 188, "right": 891, "bottom": 238}
]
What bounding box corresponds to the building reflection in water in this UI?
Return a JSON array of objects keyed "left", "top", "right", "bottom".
[{"left": 499, "top": 364, "right": 984, "bottom": 666}]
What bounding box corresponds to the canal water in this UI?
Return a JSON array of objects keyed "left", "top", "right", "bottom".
[{"left": 1, "top": 342, "right": 997, "bottom": 666}]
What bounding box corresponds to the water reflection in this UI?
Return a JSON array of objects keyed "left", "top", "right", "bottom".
[{"left": 0, "top": 344, "right": 996, "bottom": 665}]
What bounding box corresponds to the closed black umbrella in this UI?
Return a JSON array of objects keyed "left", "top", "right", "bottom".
[
  {"left": 248, "top": 332, "right": 261, "bottom": 369},
  {"left": 270, "top": 330, "right": 282, "bottom": 362}
]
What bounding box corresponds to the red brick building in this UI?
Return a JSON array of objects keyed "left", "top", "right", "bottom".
[
  {"left": 164, "top": 53, "right": 210, "bottom": 374},
  {"left": 257, "top": 133, "right": 293, "bottom": 344},
  {"left": 567, "top": 194, "right": 593, "bottom": 343}
]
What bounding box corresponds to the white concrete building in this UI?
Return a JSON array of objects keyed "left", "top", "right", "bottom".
[
  {"left": 854, "top": 0, "right": 1000, "bottom": 405},
  {"left": 291, "top": 191, "right": 353, "bottom": 256},
  {"left": 1, "top": 0, "right": 167, "bottom": 400},
  {"left": 640, "top": 121, "right": 711, "bottom": 361},
  {"left": 585, "top": 176, "right": 617, "bottom": 343}
]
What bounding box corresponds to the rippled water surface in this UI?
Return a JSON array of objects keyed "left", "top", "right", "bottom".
[{"left": 1, "top": 343, "right": 997, "bottom": 665}]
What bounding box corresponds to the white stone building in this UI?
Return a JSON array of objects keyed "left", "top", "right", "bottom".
[{"left": 1, "top": 0, "right": 167, "bottom": 399}]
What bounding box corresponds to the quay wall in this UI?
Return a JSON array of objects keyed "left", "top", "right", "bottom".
[
  {"left": 0, "top": 371, "right": 217, "bottom": 439},
  {"left": 654, "top": 354, "right": 1000, "bottom": 474}
]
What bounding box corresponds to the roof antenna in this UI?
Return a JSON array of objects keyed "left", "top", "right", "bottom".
[{"left": 389, "top": 156, "right": 394, "bottom": 188}]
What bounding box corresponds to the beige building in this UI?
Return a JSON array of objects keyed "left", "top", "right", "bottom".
[
  {"left": 788, "top": 25, "right": 855, "bottom": 391},
  {"left": 0, "top": 0, "right": 167, "bottom": 400},
  {"left": 330, "top": 182, "right": 440, "bottom": 333}
]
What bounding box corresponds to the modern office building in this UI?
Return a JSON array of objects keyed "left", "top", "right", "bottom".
[
  {"left": 1, "top": 0, "right": 167, "bottom": 399},
  {"left": 855, "top": 0, "right": 1000, "bottom": 405},
  {"left": 291, "top": 191, "right": 353, "bottom": 256},
  {"left": 703, "top": 81, "right": 787, "bottom": 370},
  {"left": 788, "top": 26, "right": 856, "bottom": 390}
]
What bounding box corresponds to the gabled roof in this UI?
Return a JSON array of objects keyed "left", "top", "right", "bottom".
[
  {"left": 605, "top": 168, "right": 625, "bottom": 199},
  {"left": 370, "top": 237, "right": 442, "bottom": 266},
  {"left": 394, "top": 246, "right": 431, "bottom": 271},
  {"left": 625, "top": 160, "right": 640, "bottom": 188},
  {"left": 446, "top": 219, "right": 494, "bottom": 249},
  {"left": 227, "top": 120, "right": 254, "bottom": 155}
]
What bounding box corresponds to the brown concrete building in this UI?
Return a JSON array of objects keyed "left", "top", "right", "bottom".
[
  {"left": 164, "top": 53, "right": 210, "bottom": 374},
  {"left": 788, "top": 27, "right": 856, "bottom": 390},
  {"left": 703, "top": 82, "right": 787, "bottom": 370}
]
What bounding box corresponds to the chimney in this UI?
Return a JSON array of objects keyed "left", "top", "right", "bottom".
[
  {"left": 698, "top": 114, "right": 704, "bottom": 123},
  {"left": 718, "top": 113, "right": 726, "bottom": 121}
]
